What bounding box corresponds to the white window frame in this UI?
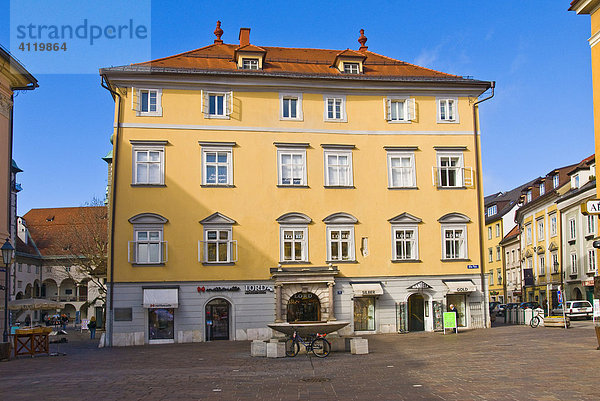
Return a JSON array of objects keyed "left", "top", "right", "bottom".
[
  {"left": 495, "top": 223, "right": 500, "bottom": 238},
  {"left": 202, "top": 226, "right": 234, "bottom": 263},
  {"left": 326, "top": 225, "right": 355, "bottom": 262},
  {"left": 496, "top": 246, "right": 501, "bottom": 261},
  {"left": 553, "top": 174, "right": 559, "bottom": 188},
  {"left": 488, "top": 248, "right": 493, "bottom": 263},
  {"left": 539, "top": 183, "right": 545, "bottom": 196},
  {"left": 387, "top": 151, "right": 416, "bottom": 188},
  {"left": 537, "top": 219, "right": 544, "bottom": 241},
  {"left": 569, "top": 218, "right": 576, "bottom": 241},
  {"left": 539, "top": 255, "right": 545, "bottom": 276},
  {"left": 323, "top": 95, "right": 347, "bottom": 122},
  {"left": 497, "top": 269, "right": 502, "bottom": 284},
  {"left": 241, "top": 58, "right": 259, "bottom": 70},
  {"left": 487, "top": 205, "right": 497, "bottom": 217},
  {"left": 442, "top": 224, "right": 468, "bottom": 260},
  {"left": 384, "top": 97, "right": 415, "bottom": 123},
  {"left": 201, "top": 146, "right": 233, "bottom": 186},
  {"left": 343, "top": 62, "right": 360, "bottom": 74},
  {"left": 436, "top": 152, "right": 464, "bottom": 188},
  {"left": 202, "top": 90, "right": 232, "bottom": 119},
  {"left": 132, "top": 144, "right": 165, "bottom": 185},
  {"left": 280, "top": 226, "right": 308, "bottom": 262},
  {"left": 279, "top": 93, "right": 303, "bottom": 121},
  {"left": 324, "top": 150, "right": 353, "bottom": 187},
  {"left": 552, "top": 252, "right": 559, "bottom": 273},
  {"left": 277, "top": 148, "right": 307, "bottom": 186},
  {"left": 526, "top": 190, "right": 532, "bottom": 202},
  {"left": 588, "top": 249, "right": 597, "bottom": 273},
  {"left": 488, "top": 227, "right": 492, "bottom": 240},
  {"left": 571, "top": 253, "right": 578, "bottom": 275},
  {"left": 436, "top": 97, "right": 459, "bottom": 123},
  {"left": 132, "top": 227, "right": 165, "bottom": 265},
  {"left": 526, "top": 224, "right": 532, "bottom": 245},
  {"left": 392, "top": 225, "right": 419, "bottom": 261},
  {"left": 586, "top": 214, "right": 596, "bottom": 236},
  {"left": 132, "top": 88, "right": 163, "bottom": 117},
  {"left": 550, "top": 214, "right": 557, "bottom": 237},
  {"left": 489, "top": 271, "right": 494, "bottom": 285}
]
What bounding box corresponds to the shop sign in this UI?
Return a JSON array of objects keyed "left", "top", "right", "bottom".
[
  {"left": 197, "top": 286, "right": 240, "bottom": 293},
  {"left": 583, "top": 278, "right": 595, "bottom": 287},
  {"left": 467, "top": 264, "right": 479, "bottom": 269},
  {"left": 292, "top": 292, "right": 315, "bottom": 300},
  {"left": 582, "top": 200, "right": 600, "bottom": 215},
  {"left": 594, "top": 299, "right": 600, "bottom": 318},
  {"left": 244, "top": 285, "right": 274, "bottom": 294},
  {"left": 443, "top": 312, "right": 457, "bottom": 334}
]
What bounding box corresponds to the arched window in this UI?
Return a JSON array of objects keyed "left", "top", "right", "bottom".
[{"left": 287, "top": 292, "right": 321, "bottom": 322}]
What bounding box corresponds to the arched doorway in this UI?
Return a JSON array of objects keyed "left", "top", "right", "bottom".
[
  {"left": 573, "top": 287, "right": 583, "bottom": 300},
  {"left": 408, "top": 294, "right": 425, "bottom": 332},
  {"left": 287, "top": 292, "right": 321, "bottom": 322},
  {"left": 205, "top": 298, "right": 230, "bottom": 340}
]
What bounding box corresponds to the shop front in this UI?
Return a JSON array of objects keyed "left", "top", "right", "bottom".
[
  {"left": 351, "top": 283, "right": 383, "bottom": 332},
  {"left": 143, "top": 287, "right": 178, "bottom": 344},
  {"left": 444, "top": 280, "right": 478, "bottom": 328}
]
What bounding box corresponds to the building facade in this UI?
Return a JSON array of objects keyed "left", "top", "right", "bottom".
[
  {"left": 0, "top": 45, "right": 37, "bottom": 336},
  {"left": 500, "top": 225, "right": 522, "bottom": 303},
  {"left": 101, "top": 25, "right": 493, "bottom": 346},
  {"left": 556, "top": 156, "right": 597, "bottom": 303},
  {"left": 516, "top": 163, "right": 577, "bottom": 312}
]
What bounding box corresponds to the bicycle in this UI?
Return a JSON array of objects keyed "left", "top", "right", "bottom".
[
  {"left": 530, "top": 309, "right": 544, "bottom": 328},
  {"left": 285, "top": 329, "right": 331, "bottom": 358}
]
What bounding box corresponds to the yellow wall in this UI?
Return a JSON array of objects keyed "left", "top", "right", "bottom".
[{"left": 111, "top": 89, "right": 482, "bottom": 283}]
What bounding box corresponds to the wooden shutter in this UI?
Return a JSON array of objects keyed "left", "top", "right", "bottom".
[
  {"left": 407, "top": 98, "right": 416, "bottom": 121},
  {"left": 225, "top": 91, "right": 233, "bottom": 116},
  {"left": 201, "top": 90, "right": 209, "bottom": 115},
  {"left": 384, "top": 98, "right": 391, "bottom": 120},
  {"left": 464, "top": 167, "right": 474, "bottom": 188},
  {"left": 131, "top": 87, "right": 139, "bottom": 112}
]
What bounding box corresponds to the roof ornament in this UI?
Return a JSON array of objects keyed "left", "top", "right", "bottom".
[
  {"left": 214, "top": 21, "right": 223, "bottom": 44},
  {"left": 358, "top": 29, "right": 368, "bottom": 51}
]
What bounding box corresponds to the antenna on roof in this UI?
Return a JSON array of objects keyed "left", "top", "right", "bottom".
[
  {"left": 358, "top": 29, "right": 368, "bottom": 51},
  {"left": 214, "top": 21, "right": 223, "bottom": 44}
]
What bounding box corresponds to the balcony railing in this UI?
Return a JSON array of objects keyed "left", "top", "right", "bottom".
[
  {"left": 198, "top": 240, "right": 237, "bottom": 264},
  {"left": 128, "top": 241, "right": 168, "bottom": 264}
]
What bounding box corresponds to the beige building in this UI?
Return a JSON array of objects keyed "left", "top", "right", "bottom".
[{"left": 500, "top": 225, "right": 522, "bottom": 303}]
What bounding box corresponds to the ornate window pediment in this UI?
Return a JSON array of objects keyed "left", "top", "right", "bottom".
[
  {"left": 388, "top": 212, "right": 422, "bottom": 224},
  {"left": 276, "top": 212, "right": 312, "bottom": 225},
  {"left": 438, "top": 212, "right": 470, "bottom": 224},
  {"left": 128, "top": 213, "right": 168, "bottom": 224},
  {"left": 323, "top": 212, "right": 358, "bottom": 225},
  {"left": 200, "top": 212, "right": 236, "bottom": 225}
]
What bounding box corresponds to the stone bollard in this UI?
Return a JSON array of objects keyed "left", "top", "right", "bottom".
[
  {"left": 350, "top": 338, "right": 369, "bottom": 355},
  {"left": 250, "top": 340, "right": 267, "bottom": 357},
  {"left": 266, "top": 340, "right": 285, "bottom": 358}
]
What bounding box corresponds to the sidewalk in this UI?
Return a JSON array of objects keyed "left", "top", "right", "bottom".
[{"left": 1, "top": 324, "right": 598, "bottom": 400}]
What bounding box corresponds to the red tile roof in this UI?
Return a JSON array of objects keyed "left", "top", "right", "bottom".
[{"left": 22, "top": 207, "right": 108, "bottom": 257}]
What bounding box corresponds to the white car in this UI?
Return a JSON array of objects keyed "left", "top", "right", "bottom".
[{"left": 551, "top": 301, "right": 593, "bottom": 319}]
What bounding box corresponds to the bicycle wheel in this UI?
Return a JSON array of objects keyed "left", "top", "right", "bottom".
[
  {"left": 311, "top": 338, "right": 330, "bottom": 358},
  {"left": 285, "top": 339, "right": 299, "bottom": 357},
  {"left": 530, "top": 316, "right": 540, "bottom": 328}
]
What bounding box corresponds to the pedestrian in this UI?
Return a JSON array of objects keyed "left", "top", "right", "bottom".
[
  {"left": 61, "top": 314, "right": 68, "bottom": 331},
  {"left": 88, "top": 316, "right": 97, "bottom": 339},
  {"left": 449, "top": 304, "right": 459, "bottom": 333},
  {"left": 24, "top": 314, "right": 31, "bottom": 327}
]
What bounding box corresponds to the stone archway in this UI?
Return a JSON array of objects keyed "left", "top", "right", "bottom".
[{"left": 573, "top": 287, "right": 583, "bottom": 300}]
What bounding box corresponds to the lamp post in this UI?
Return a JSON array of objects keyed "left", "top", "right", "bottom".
[{"left": 2, "top": 238, "right": 14, "bottom": 343}]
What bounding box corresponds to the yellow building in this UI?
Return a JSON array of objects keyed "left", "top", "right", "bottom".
[
  {"left": 101, "top": 24, "right": 493, "bottom": 346},
  {"left": 569, "top": 0, "right": 600, "bottom": 199},
  {"left": 0, "top": 45, "right": 37, "bottom": 340},
  {"left": 515, "top": 164, "right": 576, "bottom": 311},
  {"left": 484, "top": 183, "right": 531, "bottom": 303}
]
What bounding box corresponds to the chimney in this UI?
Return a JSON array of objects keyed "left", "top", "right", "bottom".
[{"left": 239, "top": 27, "right": 250, "bottom": 46}]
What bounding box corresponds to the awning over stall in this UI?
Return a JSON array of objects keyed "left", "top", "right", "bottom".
[
  {"left": 143, "top": 288, "right": 179, "bottom": 308},
  {"left": 444, "top": 280, "right": 477, "bottom": 294},
  {"left": 351, "top": 283, "right": 384, "bottom": 296}
]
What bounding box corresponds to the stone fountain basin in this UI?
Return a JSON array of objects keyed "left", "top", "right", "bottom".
[{"left": 268, "top": 321, "right": 350, "bottom": 336}]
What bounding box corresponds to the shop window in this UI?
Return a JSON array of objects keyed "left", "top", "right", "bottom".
[
  {"left": 287, "top": 292, "right": 320, "bottom": 322},
  {"left": 148, "top": 308, "right": 174, "bottom": 341},
  {"left": 354, "top": 297, "right": 375, "bottom": 331}
]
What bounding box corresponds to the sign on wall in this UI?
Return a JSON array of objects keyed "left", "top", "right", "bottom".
[
  {"left": 443, "top": 312, "right": 457, "bottom": 334},
  {"left": 582, "top": 200, "right": 600, "bottom": 215}
]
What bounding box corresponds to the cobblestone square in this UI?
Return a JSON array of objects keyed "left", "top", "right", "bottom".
[{"left": 1, "top": 321, "right": 599, "bottom": 400}]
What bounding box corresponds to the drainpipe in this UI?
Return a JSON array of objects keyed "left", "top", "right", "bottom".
[
  {"left": 101, "top": 75, "right": 121, "bottom": 347},
  {"left": 473, "top": 81, "right": 495, "bottom": 328}
]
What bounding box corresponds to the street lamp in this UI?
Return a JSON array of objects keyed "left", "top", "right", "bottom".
[{"left": 2, "top": 238, "right": 14, "bottom": 343}]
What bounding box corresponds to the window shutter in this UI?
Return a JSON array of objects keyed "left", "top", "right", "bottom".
[
  {"left": 131, "top": 87, "right": 139, "bottom": 112},
  {"left": 201, "top": 90, "right": 208, "bottom": 115},
  {"left": 384, "top": 98, "right": 391, "bottom": 121},
  {"left": 226, "top": 91, "right": 233, "bottom": 116},
  {"left": 464, "top": 167, "right": 474, "bottom": 188},
  {"left": 156, "top": 90, "right": 163, "bottom": 116},
  {"left": 407, "top": 98, "right": 416, "bottom": 121},
  {"left": 431, "top": 166, "right": 438, "bottom": 186}
]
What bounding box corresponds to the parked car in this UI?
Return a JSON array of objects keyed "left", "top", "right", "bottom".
[
  {"left": 497, "top": 304, "right": 507, "bottom": 317},
  {"left": 551, "top": 301, "right": 593, "bottom": 319},
  {"left": 505, "top": 302, "right": 520, "bottom": 310},
  {"left": 518, "top": 302, "right": 540, "bottom": 309}
]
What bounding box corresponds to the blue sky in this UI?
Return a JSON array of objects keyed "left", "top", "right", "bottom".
[{"left": 1, "top": 0, "right": 595, "bottom": 214}]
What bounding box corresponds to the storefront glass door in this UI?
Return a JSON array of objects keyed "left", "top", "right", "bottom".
[
  {"left": 408, "top": 294, "right": 425, "bottom": 332},
  {"left": 206, "top": 299, "right": 230, "bottom": 340},
  {"left": 354, "top": 297, "right": 375, "bottom": 331},
  {"left": 446, "top": 294, "right": 466, "bottom": 327},
  {"left": 148, "top": 308, "right": 174, "bottom": 341}
]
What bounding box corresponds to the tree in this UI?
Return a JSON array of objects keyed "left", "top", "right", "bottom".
[{"left": 57, "top": 198, "right": 108, "bottom": 316}]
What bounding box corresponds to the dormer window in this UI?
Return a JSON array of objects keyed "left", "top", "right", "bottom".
[
  {"left": 343, "top": 62, "right": 360, "bottom": 74},
  {"left": 242, "top": 58, "right": 259, "bottom": 70},
  {"left": 526, "top": 190, "right": 532, "bottom": 202},
  {"left": 553, "top": 174, "right": 559, "bottom": 188},
  {"left": 487, "top": 205, "right": 497, "bottom": 217},
  {"left": 574, "top": 174, "right": 580, "bottom": 188},
  {"left": 539, "top": 183, "right": 545, "bottom": 196}
]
